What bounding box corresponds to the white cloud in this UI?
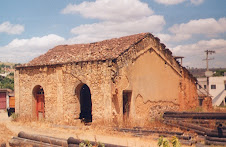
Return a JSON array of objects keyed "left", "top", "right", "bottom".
[
  {"left": 61, "top": 0, "right": 153, "bottom": 22},
  {"left": 0, "top": 21, "right": 24, "bottom": 35},
  {"left": 173, "top": 39, "right": 226, "bottom": 55},
  {"left": 154, "top": 0, "right": 186, "bottom": 5},
  {"left": 162, "top": 18, "right": 226, "bottom": 42},
  {"left": 154, "top": 0, "right": 204, "bottom": 5},
  {"left": 170, "top": 18, "right": 226, "bottom": 36},
  {"left": 171, "top": 39, "right": 226, "bottom": 68},
  {"left": 69, "top": 15, "right": 165, "bottom": 43},
  {"left": 0, "top": 34, "right": 65, "bottom": 63},
  {"left": 62, "top": 0, "right": 165, "bottom": 43},
  {"left": 156, "top": 33, "right": 191, "bottom": 43},
  {"left": 190, "top": 0, "right": 204, "bottom": 5}
]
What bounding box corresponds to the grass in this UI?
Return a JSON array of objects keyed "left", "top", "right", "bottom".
[
  {"left": 10, "top": 113, "right": 19, "bottom": 121},
  {"left": 79, "top": 140, "right": 105, "bottom": 147},
  {"left": 158, "top": 136, "right": 181, "bottom": 147},
  {"left": 213, "top": 106, "right": 226, "bottom": 112}
]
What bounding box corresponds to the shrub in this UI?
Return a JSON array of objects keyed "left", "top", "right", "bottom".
[
  {"left": 79, "top": 140, "right": 92, "bottom": 147},
  {"left": 79, "top": 140, "right": 105, "bottom": 147},
  {"left": 171, "top": 136, "right": 181, "bottom": 147},
  {"left": 158, "top": 136, "right": 181, "bottom": 147},
  {"left": 11, "top": 113, "right": 19, "bottom": 121}
]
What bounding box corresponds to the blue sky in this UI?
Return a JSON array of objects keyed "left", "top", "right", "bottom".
[{"left": 0, "top": 0, "right": 225, "bottom": 68}]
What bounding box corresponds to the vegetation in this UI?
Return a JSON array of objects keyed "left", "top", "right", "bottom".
[
  {"left": 79, "top": 140, "right": 105, "bottom": 147},
  {"left": 6, "top": 72, "right": 14, "bottom": 79},
  {"left": 158, "top": 136, "right": 181, "bottom": 147},
  {"left": 188, "top": 68, "right": 226, "bottom": 78},
  {"left": 0, "top": 75, "right": 14, "bottom": 90},
  {"left": 11, "top": 113, "right": 19, "bottom": 122},
  {"left": 171, "top": 136, "right": 181, "bottom": 147},
  {"left": 213, "top": 69, "right": 226, "bottom": 77},
  {"left": 0, "top": 63, "right": 14, "bottom": 73},
  {"left": 0, "top": 64, "right": 10, "bottom": 73},
  {"left": 79, "top": 140, "right": 92, "bottom": 147},
  {"left": 0, "top": 62, "right": 16, "bottom": 90}
]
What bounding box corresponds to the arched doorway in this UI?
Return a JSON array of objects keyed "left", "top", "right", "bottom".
[
  {"left": 33, "top": 85, "right": 45, "bottom": 120},
  {"left": 79, "top": 84, "right": 92, "bottom": 122}
]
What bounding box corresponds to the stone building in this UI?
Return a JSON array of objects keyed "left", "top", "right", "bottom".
[{"left": 15, "top": 33, "right": 199, "bottom": 125}]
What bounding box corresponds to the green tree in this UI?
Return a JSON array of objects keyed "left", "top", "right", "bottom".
[
  {"left": 0, "top": 75, "right": 14, "bottom": 90},
  {"left": 213, "top": 69, "right": 226, "bottom": 77}
]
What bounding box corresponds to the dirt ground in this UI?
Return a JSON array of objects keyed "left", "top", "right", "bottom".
[
  {"left": 0, "top": 110, "right": 202, "bottom": 147},
  {"left": 2, "top": 108, "right": 226, "bottom": 147},
  {"left": 0, "top": 110, "right": 163, "bottom": 147}
]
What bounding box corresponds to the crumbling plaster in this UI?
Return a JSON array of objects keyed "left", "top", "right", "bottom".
[
  {"left": 15, "top": 33, "right": 199, "bottom": 125},
  {"left": 110, "top": 36, "right": 182, "bottom": 124}
]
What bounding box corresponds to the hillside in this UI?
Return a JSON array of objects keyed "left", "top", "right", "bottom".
[{"left": 0, "top": 62, "right": 17, "bottom": 90}]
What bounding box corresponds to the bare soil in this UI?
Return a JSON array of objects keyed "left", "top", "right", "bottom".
[
  {"left": 0, "top": 110, "right": 199, "bottom": 147},
  {"left": 0, "top": 123, "right": 15, "bottom": 144},
  {"left": 0, "top": 110, "right": 161, "bottom": 147}
]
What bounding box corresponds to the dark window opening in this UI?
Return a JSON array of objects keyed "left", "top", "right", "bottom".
[
  {"left": 79, "top": 84, "right": 92, "bottom": 123},
  {"left": 199, "top": 98, "right": 203, "bottom": 106},
  {"left": 123, "top": 91, "right": 132, "bottom": 119},
  {"left": 211, "top": 85, "right": 216, "bottom": 89},
  {"left": 37, "top": 87, "right": 44, "bottom": 94},
  {"left": 204, "top": 85, "right": 206, "bottom": 89},
  {"left": 199, "top": 85, "right": 202, "bottom": 89},
  {"left": 225, "top": 84, "right": 226, "bottom": 90}
]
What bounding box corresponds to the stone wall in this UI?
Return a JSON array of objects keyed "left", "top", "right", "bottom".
[
  {"left": 61, "top": 61, "right": 112, "bottom": 123},
  {"left": 134, "top": 95, "right": 179, "bottom": 127},
  {"left": 179, "top": 67, "right": 199, "bottom": 111},
  {"left": 15, "top": 34, "right": 199, "bottom": 126},
  {"left": 15, "top": 66, "right": 59, "bottom": 121},
  {"left": 202, "top": 96, "right": 213, "bottom": 111},
  {"left": 15, "top": 61, "right": 113, "bottom": 123}
]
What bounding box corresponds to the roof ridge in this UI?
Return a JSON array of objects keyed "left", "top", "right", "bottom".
[{"left": 19, "top": 33, "right": 152, "bottom": 67}]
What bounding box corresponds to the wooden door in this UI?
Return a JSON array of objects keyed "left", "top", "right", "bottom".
[
  {"left": 36, "top": 94, "right": 45, "bottom": 119},
  {"left": 0, "top": 92, "right": 6, "bottom": 109},
  {"left": 9, "top": 96, "right": 15, "bottom": 108}
]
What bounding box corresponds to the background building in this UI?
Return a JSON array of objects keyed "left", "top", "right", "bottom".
[
  {"left": 197, "top": 75, "right": 226, "bottom": 106},
  {"left": 0, "top": 89, "right": 12, "bottom": 110}
]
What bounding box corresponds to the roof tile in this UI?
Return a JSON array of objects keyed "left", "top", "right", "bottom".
[{"left": 24, "top": 33, "right": 149, "bottom": 67}]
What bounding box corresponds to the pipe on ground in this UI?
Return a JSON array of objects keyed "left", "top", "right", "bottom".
[
  {"left": 163, "top": 112, "right": 226, "bottom": 119},
  {"left": 206, "top": 136, "right": 226, "bottom": 142},
  {"left": 18, "top": 131, "right": 67, "bottom": 147},
  {"left": 118, "top": 128, "right": 183, "bottom": 135},
  {"left": 9, "top": 137, "right": 62, "bottom": 147},
  {"left": 164, "top": 121, "right": 206, "bottom": 135},
  {"left": 67, "top": 137, "right": 126, "bottom": 147},
  {"left": 205, "top": 140, "right": 226, "bottom": 146}
]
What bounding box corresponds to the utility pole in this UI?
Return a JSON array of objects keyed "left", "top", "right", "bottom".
[{"left": 203, "top": 50, "right": 215, "bottom": 96}]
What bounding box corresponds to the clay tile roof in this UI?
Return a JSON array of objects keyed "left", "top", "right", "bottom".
[{"left": 23, "top": 33, "right": 150, "bottom": 67}]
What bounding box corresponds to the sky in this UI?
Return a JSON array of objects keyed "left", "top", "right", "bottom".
[{"left": 0, "top": 0, "right": 225, "bottom": 68}]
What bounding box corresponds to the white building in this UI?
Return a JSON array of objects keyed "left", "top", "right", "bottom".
[
  {"left": 197, "top": 76, "right": 226, "bottom": 106},
  {"left": 0, "top": 72, "right": 10, "bottom": 77}
]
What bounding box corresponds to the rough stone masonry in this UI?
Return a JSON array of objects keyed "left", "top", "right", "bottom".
[{"left": 15, "top": 33, "right": 204, "bottom": 126}]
